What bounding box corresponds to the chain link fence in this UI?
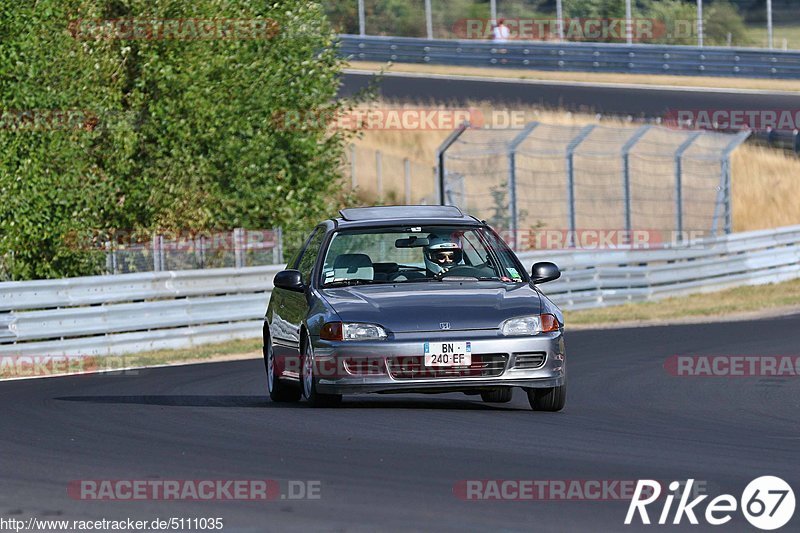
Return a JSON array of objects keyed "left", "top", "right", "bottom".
[
  {"left": 346, "top": 144, "right": 439, "bottom": 204},
  {"left": 105, "top": 228, "right": 284, "bottom": 274},
  {"left": 439, "top": 122, "right": 750, "bottom": 251}
]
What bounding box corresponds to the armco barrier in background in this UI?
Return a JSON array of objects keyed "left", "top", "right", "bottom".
[
  {"left": 339, "top": 35, "right": 800, "bottom": 80},
  {"left": 1, "top": 225, "right": 799, "bottom": 358}
]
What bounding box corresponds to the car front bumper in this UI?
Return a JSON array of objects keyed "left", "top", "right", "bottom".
[{"left": 310, "top": 330, "right": 566, "bottom": 395}]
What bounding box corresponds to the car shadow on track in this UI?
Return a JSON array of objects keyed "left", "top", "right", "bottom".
[
  {"left": 55, "top": 395, "right": 272, "bottom": 408},
  {"left": 54, "top": 395, "right": 525, "bottom": 410}
]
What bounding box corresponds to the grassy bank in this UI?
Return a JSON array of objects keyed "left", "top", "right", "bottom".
[{"left": 565, "top": 278, "right": 800, "bottom": 326}]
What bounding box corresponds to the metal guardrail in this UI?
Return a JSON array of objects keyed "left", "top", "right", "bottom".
[
  {"left": 339, "top": 35, "right": 800, "bottom": 79},
  {"left": 1, "top": 225, "right": 799, "bottom": 357},
  {"left": 0, "top": 266, "right": 282, "bottom": 357},
  {"left": 521, "top": 225, "right": 800, "bottom": 310}
]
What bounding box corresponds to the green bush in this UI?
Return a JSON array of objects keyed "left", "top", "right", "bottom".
[{"left": 1, "top": 0, "right": 355, "bottom": 280}]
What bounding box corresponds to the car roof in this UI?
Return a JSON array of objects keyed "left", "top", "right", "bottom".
[{"left": 333, "top": 205, "right": 482, "bottom": 229}]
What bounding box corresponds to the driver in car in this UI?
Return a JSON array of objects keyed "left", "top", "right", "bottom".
[{"left": 424, "top": 234, "right": 464, "bottom": 276}]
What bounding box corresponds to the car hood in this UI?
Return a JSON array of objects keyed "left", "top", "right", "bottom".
[{"left": 319, "top": 282, "right": 543, "bottom": 333}]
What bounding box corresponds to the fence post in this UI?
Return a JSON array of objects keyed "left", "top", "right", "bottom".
[
  {"left": 621, "top": 125, "right": 652, "bottom": 243},
  {"left": 273, "top": 227, "right": 284, "bottom": 264},
  {"left": 197, "top": 234, "right": 206, "bottom": 269},
  {"left": 233, "top": 228, "right": 245, "bottom": 268},
  {"left": 565, "top": 125, "right": 596, "bottom": 247},
  {"left": 376, "top": 150, "right": 383, "bottom": 199},
  {"left": 105, "top": 242, "right": 114, "bottom": 275},
  {"left": 794, "top": 130, "right": 800, "bottom": 154},
  {"left": 674, "top": 132, "right": 702, "bottom": 242},
  {"left": 436, "top": 122, "right": 470, "bottom": 205},
  {"left": 152, "top": 233, "right": 162, "bottom": 272},
  {"left": 358, "top": 0, "right": 365, "bottom": 36},
  {"left": 712, "top": 130, "right": 751, "bottom": 235},
  {"left": 507, "top": 122, "right": 539, "bottom": 251},
  {"left": 350, "top": 144, "right": 357, "bottom": 189},
  {"left": 404, "top": 158, "right": 412, "bottom": 204}
]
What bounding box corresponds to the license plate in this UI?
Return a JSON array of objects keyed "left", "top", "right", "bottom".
[{"left": 424, "top": 341, "right": 472, "bottom": 367}]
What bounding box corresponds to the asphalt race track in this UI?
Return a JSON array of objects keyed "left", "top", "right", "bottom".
[
  {"left": 340, "top": 71, "right": 800, "bottom": 118},
  {"left": 1, "top": 314, "right": 798, "bottom": 532}
]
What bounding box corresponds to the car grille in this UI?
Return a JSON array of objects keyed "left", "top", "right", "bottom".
[
  {"left": 513, "top": 352, "right": 547, "bottom": 369},
  {"left": 387, "top": 354, "right": 508, "bottom": 380}
]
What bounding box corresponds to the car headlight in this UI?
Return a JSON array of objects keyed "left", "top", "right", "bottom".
[
  {"left": 320, "top": 322, "right": 388, "bottom": 341},
  {"left": 501, "top": 314, "right": 560, "bottom": 336}
]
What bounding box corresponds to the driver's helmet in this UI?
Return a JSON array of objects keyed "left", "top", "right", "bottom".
[{"left": 424, "top": 233, "right": 463, "bottom": 275}]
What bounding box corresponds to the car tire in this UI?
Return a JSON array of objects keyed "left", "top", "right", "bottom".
[
  {"left": 265, "top": 335, "right": 301, "bottom": 403},
  {"left": 526, "top": 384, "right": 566, "bottom": 412},
  {"left": 480, "top": 388, "right": 513, "bottom": 403},
  {"left": 301, "top": 337, "right": 342, "bottom": 408}
]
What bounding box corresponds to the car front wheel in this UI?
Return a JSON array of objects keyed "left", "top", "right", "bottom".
[
  {"left": 265, "top": 336, "right": 301, "bottom": 403},
  {"left": 526, "top": 383, "right": 566, "bottom": 412},
  {"left": 480, "top": 388, "right": 513, "bottom": 403},
  {"left": 301, "top": 337, "right": 342, "bottom": 408}
]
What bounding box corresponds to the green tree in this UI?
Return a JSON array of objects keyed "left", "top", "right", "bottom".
[{"left": 1, "top": 0, "right": 356, "bottom": 280}]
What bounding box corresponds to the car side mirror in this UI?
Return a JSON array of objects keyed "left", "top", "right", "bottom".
[
  {"left": 531, "top": 262, "right": 560, "bottom": 284},
  {"left": 274, "top": 269, "right": 305, "bottom": 292}
]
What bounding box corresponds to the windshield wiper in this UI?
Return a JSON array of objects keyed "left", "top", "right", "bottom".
[{"left": 322, "top": 279, "right": 389, "bottom": 288}]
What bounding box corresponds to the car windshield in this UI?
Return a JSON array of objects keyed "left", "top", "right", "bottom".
[{"left": 319, "top": 225, "right": 526, "bottom": 287}]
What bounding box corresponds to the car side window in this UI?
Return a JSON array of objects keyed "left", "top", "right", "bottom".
[{"left": 296, "top": 228, "right": 326, "bottom": 285}]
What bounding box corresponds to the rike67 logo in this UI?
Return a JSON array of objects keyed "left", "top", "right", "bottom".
[{"left": 626, "top": 477, "right": 795, "bottom": 530}]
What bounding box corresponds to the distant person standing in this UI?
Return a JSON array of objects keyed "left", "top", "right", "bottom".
[{"left": 492, "top": 19, "right": 510, "bottom": 42}]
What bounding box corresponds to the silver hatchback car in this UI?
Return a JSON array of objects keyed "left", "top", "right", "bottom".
[{"left": 263, "top": 205, "right": 566, "bottom": 411}]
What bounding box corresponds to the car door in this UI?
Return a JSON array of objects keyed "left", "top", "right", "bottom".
[{"left": 270, "top": 227, "right": 326, "bottom": 374}]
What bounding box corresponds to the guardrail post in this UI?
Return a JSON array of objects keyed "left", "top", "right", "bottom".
[
  {"left": 565, "top": 125, "right": 596, "bottom": 247},
  {"left": 436, "top": 122, "right": 470, "bottom": 205},
  {"left": 794, "top": 130, "right": 800, "bottom": 155},
  {"left": 674, "top": 132, "right": 702, "bottom": 242},
  {"left": 507, "top": 122, "right": 539, "bottom": 251},
  {"left": 621, "top": 125, "right": 652, "bottom": 243}
]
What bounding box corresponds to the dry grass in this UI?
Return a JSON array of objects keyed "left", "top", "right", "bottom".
[
  {"left": 744, "top": 25, "right": 800, "bottom": 52},
  {"left": 565, "top": 278, "right": 800, "bottom": 326},
  {"left": 348, "top": 61, "right": 800, "bottom": 93},
  {"left": 347, "top": 101, "right": 800, "bottom": 232},
  {"left": 731, "top": 147, "right": 800, "bottom": 231},
  {"left": 0, "top": 338, "right": 261, "bottom": 380}
]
